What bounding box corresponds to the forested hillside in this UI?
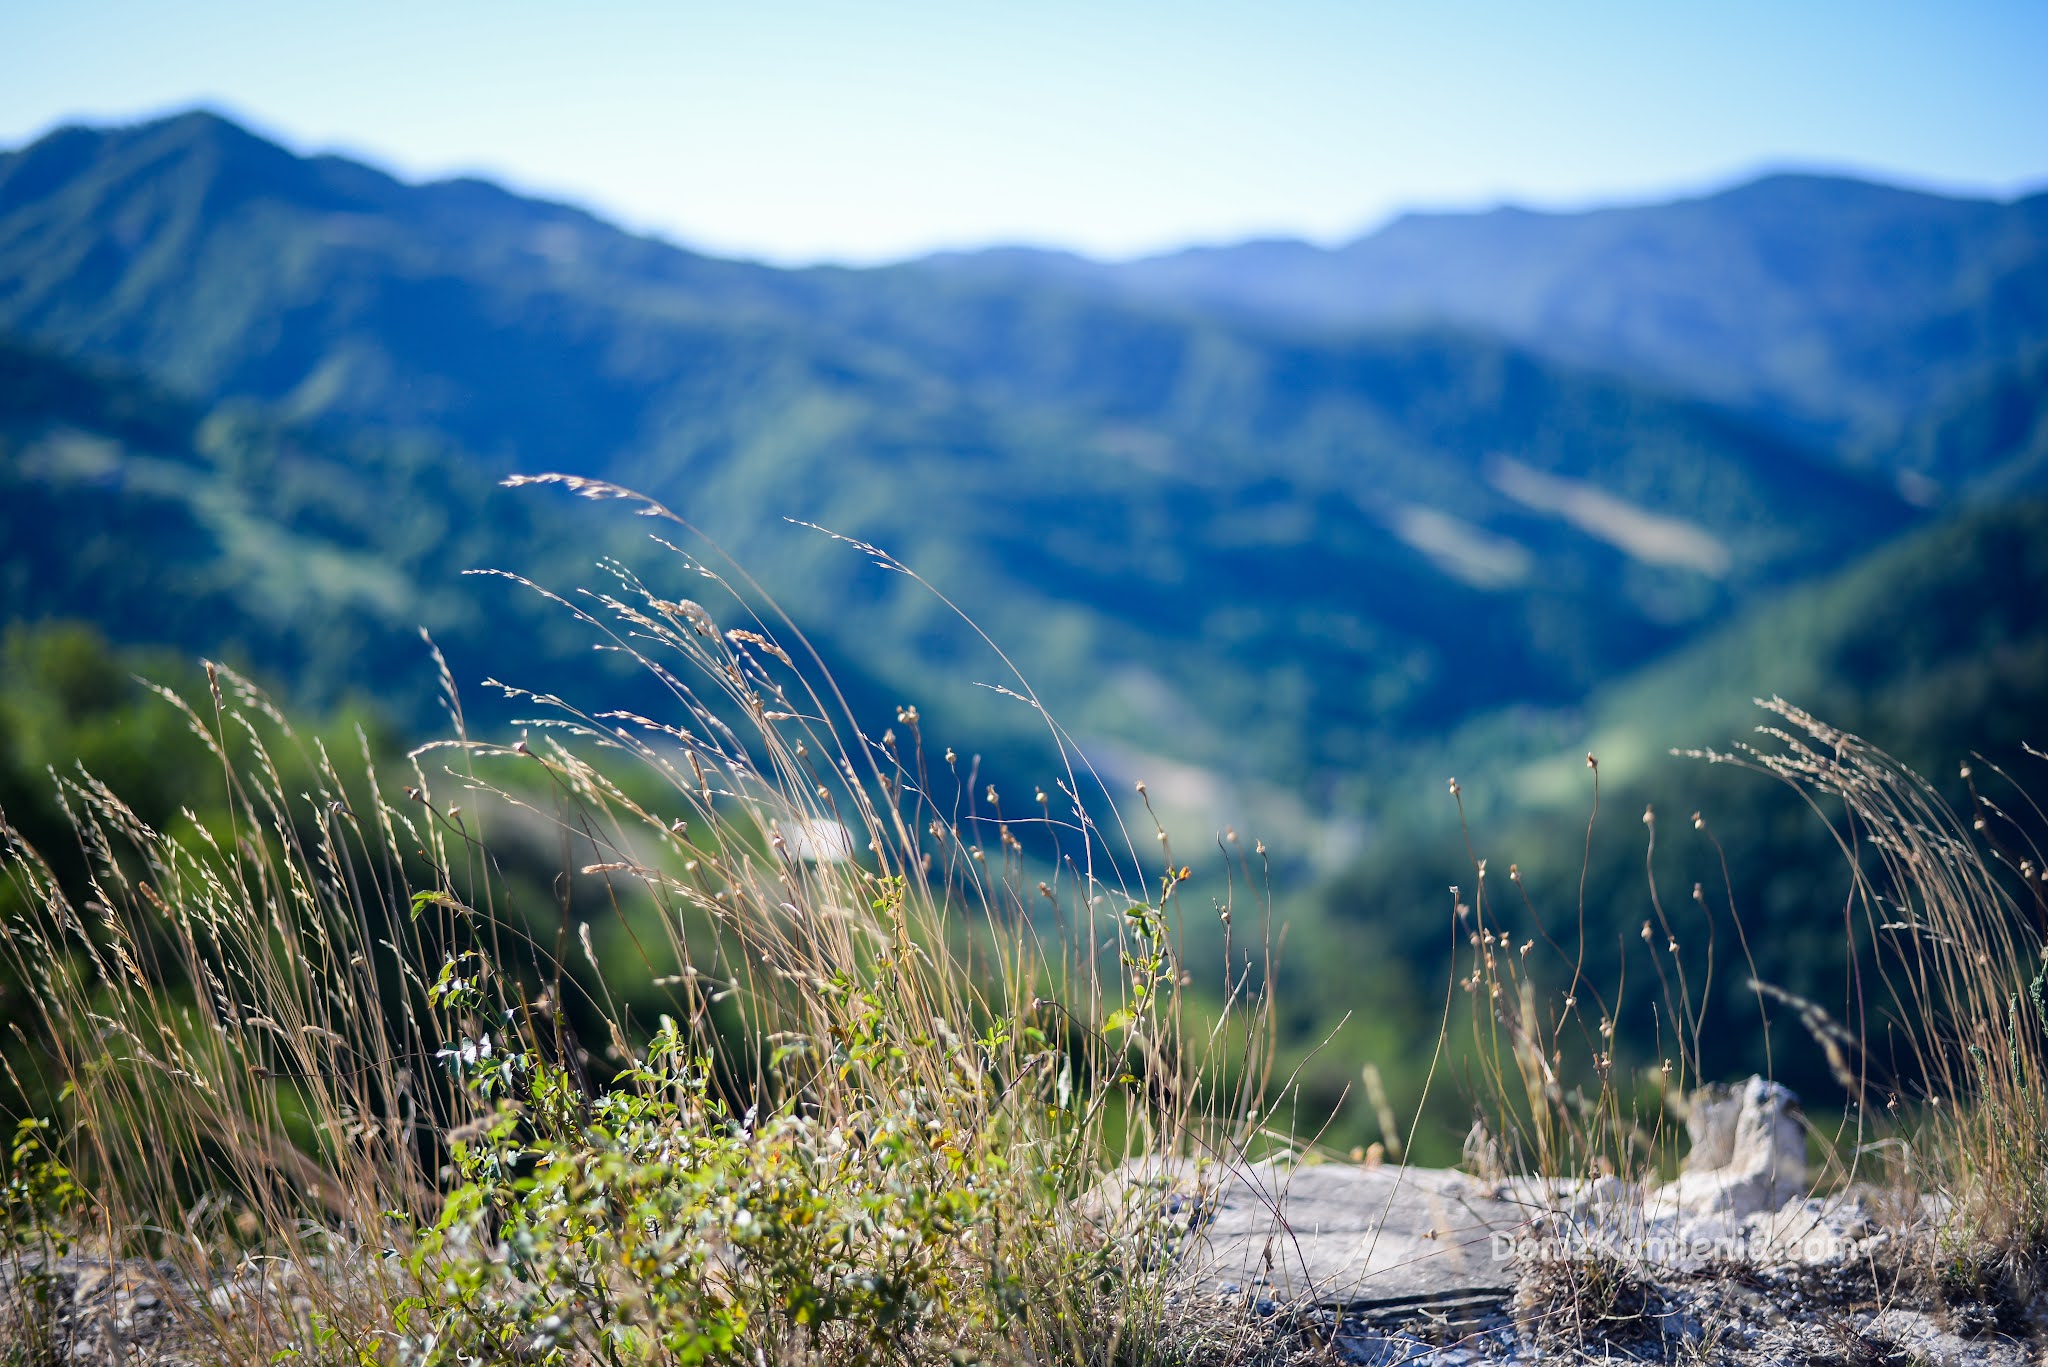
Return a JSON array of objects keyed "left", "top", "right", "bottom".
[
  {"left": 933, "top": 173, "right": 2048, "bottom": 459},
  {"left": 2, "top": 111, "right": 1973, "bottom": 825},
  {"left": 2, "top": 110, "right": 2043, "bottom": 1144},
  {"left": 1299, "top": 497, "right": 2048, "bottom": 1131}
]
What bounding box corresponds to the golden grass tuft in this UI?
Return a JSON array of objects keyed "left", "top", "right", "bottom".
[{"left": 0, "top": 479, "right": 1293, "bottom": 1365}]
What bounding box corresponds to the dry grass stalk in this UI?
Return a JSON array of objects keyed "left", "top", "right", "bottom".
[{"left": 0, "top": 477, "right": 1290, "bottom": 1365}]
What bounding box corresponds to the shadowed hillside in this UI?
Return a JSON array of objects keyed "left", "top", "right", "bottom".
[
  {"left": 0, "top": 113, "right": 1947, "bottom": 825},
  {"left": 930, "top": 174, "right": 2048, "bottom": 460},
  {"left": 2, "top": 108, "right": 2044, "bottom": 1132}
]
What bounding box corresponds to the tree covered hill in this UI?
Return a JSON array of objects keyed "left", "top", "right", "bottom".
[
  {"left": 0, "top": 111, "right": 1951, "bottom": 827},
  {"left": 930, "top": 173, "right": 2048, "bottom": 462},
  {"left": 1300, "top": 495, "right": 2048, "bottom": 1125},
  {"left": 2, "top": 111, "right": 2044, "bottom": 1143},
  {"left": 0, "top": 333, "right": 627, "bottom": 723}
]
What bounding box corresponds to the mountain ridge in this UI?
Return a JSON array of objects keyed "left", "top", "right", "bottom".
[
  {"left": 0, "top": 108, "right": 2033, "bottom": 829},
  {"left": 921, "top": 170, "right": 2048, "bottom": 454},
  {"left": 8, "top": 110, "right": 2043, "bottom": 478},
  {"left": 0, "top": 107, "right": 2042, "bottom": 1166}
]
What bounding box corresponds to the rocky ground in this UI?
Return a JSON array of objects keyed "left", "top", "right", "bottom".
[
  {"left": 1, "top": 1247, "right": 358, "bottom": 1365},
  {"left": 2, "top": 1254, "right": 197, "bottom": 1365},
  {"left": 1252, "top": 1241, "right": 2043, "bottom": 1366},
  {"left": 8, "top": 1231, "right": 2041, "bottom": 1366},
  {"left": 12, "top": 1079, "right": 2044, "bottom": 1365},
  {"left": 1123, "top": 1078, "right": 2048, "bottom": 1365}
]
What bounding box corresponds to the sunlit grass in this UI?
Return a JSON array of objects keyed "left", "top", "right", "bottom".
[
  {"left": 2, "top": 479, "right": 2043, "bottom": 1362},
  {"left": 0, "top": 478, "right": 1294, "bottom": 1365}
]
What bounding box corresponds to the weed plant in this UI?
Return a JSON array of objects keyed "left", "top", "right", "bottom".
[
  {"left": 0, "top": 477, "right": 1285, "bottom": 1365},
  {"left": 1690, "top": 705, "right": 2048, "bottom": 1303},
  {"left": 1444, "top": 696, "right": 2047, "bottom": 1327}
]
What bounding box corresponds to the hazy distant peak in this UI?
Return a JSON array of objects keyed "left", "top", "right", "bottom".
[
  {"left": 2, "top": 102, "right": 2042, "bottom": 482},
  {"left": 103, "top": 106, "right": 308, "bottom": 176},
  {"left": 992, "top": 166, "right": 2048, "bottom": 444}
]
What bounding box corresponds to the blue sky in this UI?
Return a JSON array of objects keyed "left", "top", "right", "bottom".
[{"left": 3, "top": 1, "right": 2044, "bottom": 264}]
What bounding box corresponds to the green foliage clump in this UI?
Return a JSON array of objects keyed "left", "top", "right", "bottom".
[
  {"left": 2, "top": 1119, "right": 81, "bottom": 1367},
  {"left": 1, "top": 1120, "right": 79, "bottom": 1249},
  {"left": 405, "top": 1026, "right": 1015, "bottom": 1364},
  {"left": 0, "top": 492, "right": 1281, "bottom": 1366}
]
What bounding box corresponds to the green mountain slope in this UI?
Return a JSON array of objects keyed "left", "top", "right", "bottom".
[
  {"left": 1876, "top": 343, "right": 2048, "bottom": 494},
  {"left": 1304, "top": 497, "right": 2048, "bottom": 1117},
  {"left": 0, "top": 113, "right": 1924, "bottom": 817},
  {"left": 0, "top": 335, "right": 1066, "bottom": 817},
  {"left": 0, "top": 334, "right": 600, "bottom": 716},
  {"left": 932, "top": 174, "right": 2048, "bottom": 459}
]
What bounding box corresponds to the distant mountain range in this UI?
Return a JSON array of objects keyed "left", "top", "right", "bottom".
[
  {"left": 1, "top": 110, "right": 2043, "bottom": 855},
  {"left": 927, "top": 173, "right": 2048, "bottom": 463}
]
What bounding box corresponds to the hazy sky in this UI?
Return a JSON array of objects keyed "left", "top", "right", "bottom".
[{"left": 4, "top": 1, "right": 2045, "bottom": 264}]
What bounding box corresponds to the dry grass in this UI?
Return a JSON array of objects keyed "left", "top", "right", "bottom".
[
  {"left": 0, "top": 476, "right": 1294, "bottom": 1365},
  {"left": 1439, "top": 753, "right": 1702, "bottom": 1191},
  {"left": 1, "top": 474, "right": 2041, "bottom": 1362},
  {"left": 1690, "top": 702, "right": 2048, "bottom": 1307},
  {"left": 1446, "top": 696, "right": 2047, "bottom": 1345}
]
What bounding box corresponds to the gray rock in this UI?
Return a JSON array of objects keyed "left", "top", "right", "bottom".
[
  {"left": 1660, "top": 1075, "right": 1807, "bottom": 1219},
  {"left": 1099, "top": 1157, "right": 1530, "bottom": 1310}
]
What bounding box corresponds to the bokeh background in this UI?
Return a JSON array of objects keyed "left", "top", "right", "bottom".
[{"left": 3, "top": 0, "right": 2044, "bottom": 1153}]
